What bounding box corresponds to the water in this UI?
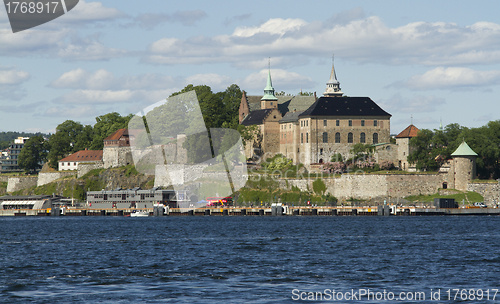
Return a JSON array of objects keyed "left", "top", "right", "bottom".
[{"left": 1, "top": 216, "right": 500, "bottom": 303}]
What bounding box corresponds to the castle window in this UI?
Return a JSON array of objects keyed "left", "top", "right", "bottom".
[
  {"left": 301, "top": 133, "right": 303, "bottom": 143},
  {"left": 323, "top": 119, "right": 327, "bottom": 127},
  {"left": 373, "top": 133, "right": 379, "bottom": 144},
  {"left": 322, "top": 132, "right": 328, "bottom": 143},
  {"left": 348, "top": 132, "right": 353, "bottom": 143},
  {"left": 320, "top": 149, "right": 323, "bottom": 155},
  {"left": 374, "top": 120, "right": 378, "bottom": 127},
  {"left": 306, "top": 133, "right": 309, "bottom": 143},
  {"left": 336, "top": 120, "right": 340, "bottom": 126},
  {"left": 335, "top": 132, "right": 340, "bottom": 143},
  {"left": 360, "top": 133, "right": 366, "bottom": 143},
  {"left": 270, "top": 102, "right": 273, "bottom": 106},
  {"left": 349, "top": 120, "right": 352, "bottom": 127},
  {"left": 361, "top": 120, "right": 365, "bottom": 126}
]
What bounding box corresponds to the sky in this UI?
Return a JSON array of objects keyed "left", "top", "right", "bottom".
[{"left": 1, "top": 0, "right": 500, "bottom": 135}]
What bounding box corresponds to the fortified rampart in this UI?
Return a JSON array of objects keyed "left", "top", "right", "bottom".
[
  {"left": 37, "top": 172, "right": 76, "bottom": 187},
  {"left": 7, "top": 176, "right": 38, "bottom": 193},
  {"left": 468, "top": 182, "right": 500, "bottom": 204},
  {"left": 277, "top": 173, "right": 452, "bottom": 201}
]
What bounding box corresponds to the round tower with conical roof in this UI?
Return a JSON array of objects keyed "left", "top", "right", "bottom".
[{"left": 451, "top": 141, "right": 477, "bottom": 191}]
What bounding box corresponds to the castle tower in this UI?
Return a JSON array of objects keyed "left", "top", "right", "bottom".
[
  {"left": 451, "top": 141, "right": 477, "bottom": 191},
  {"left": 323, "top": 55, "right": 343, "bottom": 97},
  {"left": 261, "top": 59, "right": 278, "bottom": 109}
]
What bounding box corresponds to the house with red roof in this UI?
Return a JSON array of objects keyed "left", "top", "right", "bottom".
[{"left": 58, "top": 149, "right": 103, "bottom": 171}]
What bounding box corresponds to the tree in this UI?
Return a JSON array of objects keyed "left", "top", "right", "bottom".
[
  {"left": 47, "top": 120, "right": 86, "bottom": 169},
  {"left": 90, "top": 112, "right": 132, "bottom": 150},
  {"left": 18, "top": 135, "right": 47, "bottom": 173}
]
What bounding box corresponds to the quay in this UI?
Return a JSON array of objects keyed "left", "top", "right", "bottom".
[{"left": 1, "top": 206, "right": 500, "bottom": 217}]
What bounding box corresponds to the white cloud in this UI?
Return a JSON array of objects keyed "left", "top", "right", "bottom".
[
  {"left": 401, "top": 67, "right": 500, "bottom": 90},
  {"left": 143, "top": 13, "right": 500, "bottom": 67},
  {"left": 378, "top": 93, "right": 446, "bottom": 113},
  {"left": 0, "top": 67, "right": 30, "bottom": 85},
  {"left": 185, "top": 73, "right": 233, "bottom": 90},
  {"left": 49, "top": 68, "right": 177, "bottom": 90},
  {"left": 56, "top": 89, "right": 135, "bottom": 104},
  {"left": 0, "top": 28, "right": 69, "bottom": 56},
  {"left": 42, "top": 105, "right": 98, "bottom": 118},
  {"left": 60, "top": 0, "right": 126, "bottom": 24},
  {"left": 58, "top": 35, "right": 127, "bottom": 61},
  {"left": 241, "top": 69, "right": 314, "bottom": 91},
  {"left": 130, "top": 10, "right": 207, "bottom": 30}
]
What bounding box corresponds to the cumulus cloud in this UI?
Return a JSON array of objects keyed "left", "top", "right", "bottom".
[
  {"left": 399, "top": 67, "right": 500, "bottom": 90},
  {"left": 131, "top": 10, "right": 207, "bottom": 29},
  {"left": 49, "top": 68, "right": 178, "bottom": 90},
  {"left": 60, "top": 0, "right": 126, "bottom": 24},
  {"left": 143, "top": 12, "right": 500, "bottom": 67},
  {"left": 0, "top": 67, "right": 30, "bottom": 101},
  {"left": 378, "top": 93, "right": 446, "bottom": 113},
  {"left": 223, "top": 13, "right": 252, "bottom": 27},
  {"left": 41, "top": 105, "right": 98, "bottom": 118},
  {"left": 0, "top": 67, "right": 30, "bottom": 85},
  {"left": 241, "top": 69, "right": 314, "bottom": 91}
]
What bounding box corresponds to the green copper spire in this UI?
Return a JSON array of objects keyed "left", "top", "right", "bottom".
[{"left": 262, "top": 58, "right": 277, "bottom": 101}]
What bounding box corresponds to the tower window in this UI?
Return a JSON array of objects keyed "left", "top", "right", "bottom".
[
  {"left": 306, "top": 133, "right": 309, "bottom": 143},
  {"left": 301, "top": 133, "right": 303, "bottom": 143}
]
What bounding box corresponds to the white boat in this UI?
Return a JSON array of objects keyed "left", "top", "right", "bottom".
[{"left": 130, "top": 210, "right": 149, "bottom": 217}]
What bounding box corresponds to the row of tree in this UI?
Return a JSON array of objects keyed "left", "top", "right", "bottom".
[
  {"left": 408, "top": 121, "right": 500, "bottom": 179},
  {"left": 18, "top": 112, "right": 132, "bottom": 172},
  {"left": 17, "top": 84, "right": 252, "bottom": 172}
]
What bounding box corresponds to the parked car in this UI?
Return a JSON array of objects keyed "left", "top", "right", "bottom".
[{"left": 474, "top": 202, "right": 487, "bottom": 208}]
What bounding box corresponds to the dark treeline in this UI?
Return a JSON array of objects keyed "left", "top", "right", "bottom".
[
  {"left": 0, "top": 132, "right": 49, "bottom": 150},
  {"left": 408, "top": 121, "right": 500, "bottom": 179}
]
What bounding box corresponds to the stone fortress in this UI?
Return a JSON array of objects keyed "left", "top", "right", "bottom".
[{"left": 6, "top": 58, "right": 500, "bottom": 204}]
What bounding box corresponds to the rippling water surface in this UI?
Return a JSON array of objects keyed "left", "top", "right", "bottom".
[{"left": 1, "top": 216, "right": 500, "bottom": 303}]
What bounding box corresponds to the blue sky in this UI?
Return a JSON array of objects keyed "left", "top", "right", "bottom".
[{"left": 1, "top": 0, "right": 500, "bottom": 134}]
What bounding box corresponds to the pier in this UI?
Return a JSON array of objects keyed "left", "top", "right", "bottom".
[{"left": 1, "top": 206, "right": 500, "bottom": 216}]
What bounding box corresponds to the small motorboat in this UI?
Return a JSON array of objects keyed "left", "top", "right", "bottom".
[{"left": 130, "top": 210, "right": 149, "bottom": 217}]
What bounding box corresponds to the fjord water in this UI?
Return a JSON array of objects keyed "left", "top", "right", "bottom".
[{"left": 1, "top": 216, "right": 500, "bottom": 303}]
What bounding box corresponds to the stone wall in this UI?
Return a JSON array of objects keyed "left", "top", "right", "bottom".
[
  {"left": 7, "top": 176, "right": 38, "bottom": 193},
  {"left": 37, "top": 172, "right": 76, "bottom": 187},
  {"left": 77, "top": 161, "right": 104, "bottom": 178},
  {"left": 0, "top": 176, "right": 9, "bottom": 183},
  {"left": 277, "top": 173, "right": 447, "bottom": 201},
  {"left": 468, "top": 182, "right": 500, "bottom": 205}
]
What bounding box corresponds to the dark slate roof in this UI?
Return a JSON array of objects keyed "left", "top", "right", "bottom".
[
  {"left": 246, "top": 95, "right": 315, "bottom": 115},
  {"left": 279, "top": 111, "right": 304, "bottom": 123},
  {"left": 240, "top": 109, "right": 273, "bottom": 126},
  {"left": 298, "top": 96, "right": 391, "bottom": 118}
]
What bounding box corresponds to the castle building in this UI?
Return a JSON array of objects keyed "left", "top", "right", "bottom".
[
  {"left": 240, "top": 57, "right": 392, "bottom": 166},
  {"left": 239, "top": 63, "right": 316, "bottom": 158}
]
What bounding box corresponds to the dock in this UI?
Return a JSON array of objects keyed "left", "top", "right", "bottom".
[{"left": 1, "top": 206, "right": 500, "bottom": 216}]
